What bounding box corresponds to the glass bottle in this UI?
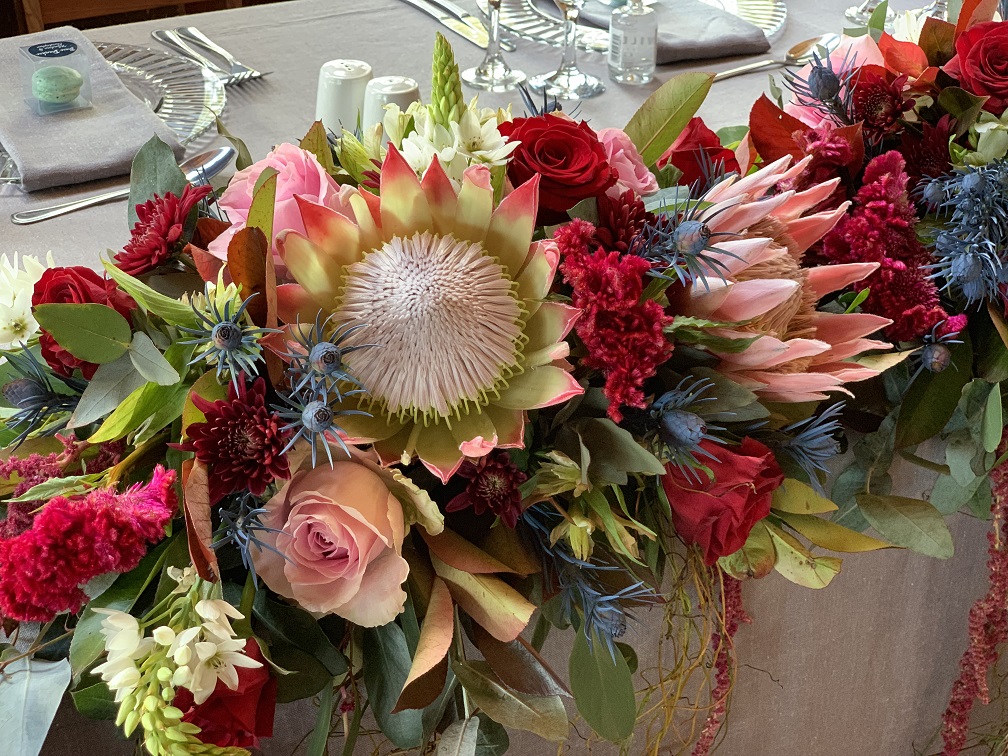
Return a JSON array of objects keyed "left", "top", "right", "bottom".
[{"left": 608, "top": 0, "right": 657, "bottom": 85}]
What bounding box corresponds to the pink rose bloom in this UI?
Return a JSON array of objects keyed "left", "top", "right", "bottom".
[
  {"left": 208, "top": 143, "right": 343, "bottom": 261},
  {"left": 597, "top": 127, "right": 658, "bottom": 198},
  {"left": 254, "top": 460, "right": 409, "bottom": 626},
  {"left": 784, "top": 35, "right": 885, "bottom": 127}
]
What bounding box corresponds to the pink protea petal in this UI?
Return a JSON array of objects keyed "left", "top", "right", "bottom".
[
  {"left": 813, "top": 362, "right": 885, "bottom": 383},
  {"left": 276, "top": 283, "right": 327, "bottom": 324},
  {"left": 380, "top": 145, "right": 433, "bottom": 237},
  {"left": 812, "top": 311, "right": 892, "bottom": 343},
  {"left": 349, "top": 192, "right": 382, "bottom": 251},
  {"left": 276, "top": 231, "right": 342, "bottom": 307},
  {"left": 414, "top": 422, "right": 467, "bottom": 483},
  {"left": 705, "top": 155, "right": 794, "bottom": 202},
  {"left": 454, "top": 165, "right": 494, "bottom": 243},
  {"left": 719, "top": 337, "right": 831, "bottom": 369},
  {"left": 700, "top": 278, "right": 801, "bottom": 322},
  {"left": 734, "top": 370, "right": 848, "bottom": 402},
  {"left": 524, "top": 302, "right": 579, "bottom": 367},
  {"left": 487, "top": 176, "right": 540, "bottom": 279},
  {"left": 421, "top": 157, "right": 459, "bottom": 236},
  {"left": 371, "top": 425, "right": 415, "bottom": 467},
  {"left": 811, "top": 337, "right": 892, "bottom": 361},
  {"left": 295, "top": 195, "right": 362, "bottom": 264},
  {"left": 706, "top": 190, "right": 797, "bottom": 234},
  {"left": 337, "top": 410, "right": 407, "bottom": 445},
  {"left": 782, "top": 203, "right": 850, "bottom": 253},
  {"left": 495, "top": 365, "right": 583, "bottom": 410},
  {"left": 708, "top": 238, "right": 777, "bottom": 276},
  {"left": 451, "top": 409, "right": 498, "bottom": 459},
  {"left": 805, "top": 262, "right": 880, "bottom": 298},
  {"left": 482, "top": 405, "right": 527, "bottom": 448},
  {"left": 515, "top": 241, "right": 560, "bottom": 311},
  {"left": 771, "top": 179, "right": 843, "bottom": 221}
]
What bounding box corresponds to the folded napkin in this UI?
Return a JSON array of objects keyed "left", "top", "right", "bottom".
[
  {"left": 536, "top": 0, "right": 770, "bottom": 65},
  {"left": 0, "top": 27, "right": 184, "bottom": 192}
]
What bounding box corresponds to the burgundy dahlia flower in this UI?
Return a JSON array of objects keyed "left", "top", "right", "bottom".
[
  {"left": 114, "top": 183, "right": 213, "bottom": 275},
  {"left": 445, "top": 450, "right": 528, "bottom": 528}
]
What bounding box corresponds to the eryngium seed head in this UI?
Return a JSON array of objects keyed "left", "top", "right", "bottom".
[
  {"left": 659, "top": 408, "right": 707, "bottom": 449},
  {"left": 3, "top": 378, "right": 47, "bottom": 409},
  {"left": 807, "top": 66, "right": 841, "bottom": 101},
  {"left": 921, "top": 343, "right": 952, "bottom": 373},
  {"left": 302, "top": 401, "right": 334, "bottom": 433},
  {"left": 211, "top": 322, "right": 242, "bottom": 351},
  {"left": 672, "top": 220, "right": 711, "bottom": 258},
  {"left": 308, "top": 342, "right": 343, "bottom": 375}
]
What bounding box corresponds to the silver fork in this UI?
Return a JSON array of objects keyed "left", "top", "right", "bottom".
[{"left": 174, "top": 27, "right": 269, "bottom": 84}]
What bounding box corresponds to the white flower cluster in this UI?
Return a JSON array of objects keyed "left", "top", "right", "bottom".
[{"left": 0, "top": 252, "right": 52, "bottom": 349}]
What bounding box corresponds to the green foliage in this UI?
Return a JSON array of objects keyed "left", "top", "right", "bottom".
[
  {"left": 306, "top": 680, "right": 335, "bottom": 756},
  {"left": 0, "top": 654, "right": 71, "bottom": 756},
  {"left": 253, "top": 593, "right": 348, "bottom": 679},
  {"left": 856, "top": 494, "right": 954, "bottom": 559},
  {"left": 7, "top": 472, "right": 105, "bottom": 503},
  {"left": 128, "top": 136, "right": 187, "bottom": 227},
  {"left": 569, "top": 628, "right": 636, "bottom": 743},
  {"left": 247, "top": 170, "right": 279, "bottom": 243},
  {"left": 623, "top": 71, "right": 714, "bottom": 166},
  {"left": 33, "top": 303, "right": 132, "bottom": 365},
  {"left": 67, "top": 352, "right": 147, "bottom": 429},
  {"left": 362, "top": 622, "right": 423, "bottom": 749},
  {"left": 895, "top": 336, "right": 972, "bottom": 449},
  {"left": 216, "top": 116, "right": 253, "bottom": 171},
  {"left": 70, "top": 682, "right": 117, "bottom": 720},
  {"left": 939, "top": 87, "right": 989, "bottom": 137},
  {"left": 102, "top": 260, "right": 199, "bottom": 327},
  {"left": 570, "top": 417, "right": 666, "bottom": 486},
  {"left": 765, "top": 523, "right": 842, "bottom": 588},
  {"left": 437, "top": 717, "right": 479, "bottom": 756}
]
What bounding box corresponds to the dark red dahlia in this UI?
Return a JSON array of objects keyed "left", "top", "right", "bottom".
[
  {"left": 851, "top": 70, "right": 913, "bottom": 142},
  {"left": 114, "top": 183, "right": 213, "bottom": 275},
  {"left": 179, "top": 375, "right": 290, "bottom": 504},
  {"left": 901, "top": 115, "right": 954, "bottom": 191},
  {"left": 594, "top": 190, "right": 655, "bottom": 254},
  {"left": 445, "top": 451, "right": 528, "bottom": 528}
]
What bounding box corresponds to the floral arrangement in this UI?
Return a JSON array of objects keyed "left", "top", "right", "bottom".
[{"left": 4, "top": 3, "right": 1008, "bottom": 752}]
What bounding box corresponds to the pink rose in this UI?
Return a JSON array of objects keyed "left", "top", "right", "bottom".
[
  {"left": 597, "top": 128, "right": 658, "bottom": 198},
  {"left": 784, "top": 35, "right": 885, "bottom": 128},
  {"left": 254, "top": 459, "right": 409, "bottom": 626},
  {"left": 207, "top": 143, "right": 344, "bottom": 261}
]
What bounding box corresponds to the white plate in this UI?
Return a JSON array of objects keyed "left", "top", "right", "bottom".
[{"left": 0, "top": 42, "right": 226, "bottom": 185}]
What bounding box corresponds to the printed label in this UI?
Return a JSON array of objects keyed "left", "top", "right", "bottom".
[{"left": 26, "top": 41, "right": 79, "bottom": 58}]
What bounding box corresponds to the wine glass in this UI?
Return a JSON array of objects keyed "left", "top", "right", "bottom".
[
  {"left": 844, "top": 0, "right": 895, "bottom": 25},
  {"left": 910, "top": 0, "right": 948, "bottom": 19},
  {"left": 461, "top": 0, "right": 526, "bottom": 91},
  {"left": 529, "top": 0, "right": 605, "bottom": 100}
]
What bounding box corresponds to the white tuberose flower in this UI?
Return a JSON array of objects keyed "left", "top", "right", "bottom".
[
  {"left": 892, "top": 10, "right": 926, "bottom": 44},
  {"left": 0, "top": 253, "right": 52, "bottom": 349},
  {"left": 187, "top": 630, "right": 262, "bottom": 704}
]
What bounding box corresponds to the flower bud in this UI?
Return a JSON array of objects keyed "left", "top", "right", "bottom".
[
  {"left": 807, "top": 66, "right": 841, "bottom": 101},
  {"left": 153, "top": 626, "right": 176, "bottom": 646},
  {"left": 123, "top": 709, "right": 142, "bottom": 737}
]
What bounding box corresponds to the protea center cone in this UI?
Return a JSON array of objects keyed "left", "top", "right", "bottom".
[{"left": 276, "top": 146, "right": 582, "bottom": 481}]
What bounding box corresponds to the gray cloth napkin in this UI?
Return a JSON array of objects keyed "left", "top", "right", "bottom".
[
  {"left": 538, "top": 0, "right": 770, "bottom": 64},
  {"left": 0, "top": 27, "right": 183, "bottom": 192}
]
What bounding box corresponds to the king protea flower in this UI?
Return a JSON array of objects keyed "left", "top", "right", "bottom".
[
  {"left": 275, "top": 146, "right": 582, "bottom": 481},
  {"left": 677, "top": 155, "right": 891, "bottom": 402}
]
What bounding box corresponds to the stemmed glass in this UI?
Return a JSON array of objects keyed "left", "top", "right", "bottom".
[
  {"left": 910, "top": 0, "right": 948, "bottom": 19},
  {"left": 461, "top": 0, "right": 526, "bottom": 91},
  {"left": 844, "top": 0, "right": 894, "bottom": 24},
  {"left": 529, "top": 0, "right": 605, "bottom": 100}
]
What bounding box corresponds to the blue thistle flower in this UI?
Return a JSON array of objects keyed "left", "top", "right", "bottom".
[
  {"left": 178, "top": 291, "right": 279, "bottom": 390},
  {"left": 283, "top": 312, "right": 374, "bottom": 400},
  {"left": 213, "top": 493, "right": 287, "bottom": 587},
  {"left": 274, "top": 388, "right": 371, "bottom": 469},
  {"left": 777, "top": 402, "right": 844, "bottom": 488},
  {"left": 0, "top": 346, "right": 85, "bottom": 446},
  {"left": 907, "top": 320, "right": 963, "bottom": 384},
  {"left": 648, "top": 376, "right": 724, "bottom": 481},
  {"left": 781, "top": 47, "right": 859, "bottom": 127},
  {"left": 518, "top": 84, "right": 564, "bottom": 117}
]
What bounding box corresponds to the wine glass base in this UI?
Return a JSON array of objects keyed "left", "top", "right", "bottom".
[
  {"left": 844, "top": 1, "right": 895, "bottom": 24},
  {"left": 461, "top": 64, "right": 527, "bottom": 93},
  {"left": 528, "top": 69, "right": 605, "bottom": 100}
]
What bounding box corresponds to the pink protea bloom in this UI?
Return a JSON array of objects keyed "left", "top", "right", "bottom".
[
  {"left": 676, "top": 155, "right": 891, "bottom": 402},
  {"left": 274, "top": 145, "right": 582, "bottom": 482}
]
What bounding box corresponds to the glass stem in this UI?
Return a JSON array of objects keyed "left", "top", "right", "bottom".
[
  {"left": 560, "top": 4, "right": 579, "bottom": 73},
  {"left": 487, "top": 0, "right": 502, "bottom": 59}
]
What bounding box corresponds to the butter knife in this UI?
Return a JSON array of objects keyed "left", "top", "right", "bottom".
[
  {"left": 425, "top": 0, "right": 517, "bottom": 52},
  {"left": 399, "top": 0, "right": 489, "bottom": 49}
]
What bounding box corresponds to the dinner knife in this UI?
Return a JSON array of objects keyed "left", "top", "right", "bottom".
[
  {"left": 399, "top": 0, "right": 490, "bottom": 49},
  {"left": 424, "top": 0, "right": 517, "bottom": 52},
  {"left": 10, "top": 146, "right": 236, "bottom": 225}
]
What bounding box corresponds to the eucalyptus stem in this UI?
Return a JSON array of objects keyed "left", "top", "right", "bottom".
[
  {"left": 453, "top": 606, "right": 471, "bottom": 719},
  {"left": 0, "top": 629, "right": 73, "bottom": 672}
]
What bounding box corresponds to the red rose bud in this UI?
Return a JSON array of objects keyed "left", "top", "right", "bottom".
[
  {"left": 657, "top": 117, "right": 740, "bottom": 190},
  {"left": 499, "top": 113, "right": 618, "bottom": 226},
  {"left": 31, "top": 267, "right": 136, "bottom": 379},
  {"left": 944, "top": 21, "right": 1008, "bottom": 116},
  {"left": 661, "top": 437, "right": 784, "bottom": 565}
]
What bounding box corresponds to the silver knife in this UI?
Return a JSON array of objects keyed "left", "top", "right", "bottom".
[
  {"left": 399, "top": 0, "right": 490, "bottom": 49},
  {"left": 425, "top": 0, "right": 517, "bottom": 52},
  {"left": 11, "top": 146, "right": 236, "bottom": 225}
]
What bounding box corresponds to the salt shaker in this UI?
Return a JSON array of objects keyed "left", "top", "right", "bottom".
[
  {"left": 361, "top": 76, "right": 421, "bottom": 132},
  {"left": 315, "top": 59, "right": 372, "bottom": 133}
]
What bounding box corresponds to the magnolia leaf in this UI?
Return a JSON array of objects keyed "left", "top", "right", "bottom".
[
  {"left": 422, "top": 529, "right": 518, "bottom": 575},
  {"left": 247, "top": 171, "right": 278, "bottom": 243},
  {"left": 216, "top": 117, "right": 253, "bottom": 170},
  {"left": 102, "top": 259, "right": 198, "bottom": 327},
  {"left": 0, "top": 656, "right": 71, "bottom": 756},
  {"left": 67, "top": 352, "right": 148, "bottom": 429},
  {"left": 776, "top": 511, "right": 894, "bottom": 552},
  {"left": 479, "top": 526, "right": 540, "bottom": 577},
  {"left": 71, "top": 682, "right": 117, "bottom": 721},
  {"left": 919, "top": 16, "right": 956, "bottom": 66},
  {"left": 470, "top": 624, "right": 570, "bottom": 699},
  {"left": 895, "top": 336, "right": 971, "bottom": 448},
  {"left": 945, "top": 429, "right": 980, "bottom": 486},
  {"left": 395, "top": 578, "right": 454, "bottom": 712},
  {"left": 766, "top": 523, "right": 842, "bottom": 589},
  {"left": 182, "top": 459, "right": 218, "bottom": 582},
  {"left": 856, "top": 493, "right": 954, "bottom": 559},
  {"left": 771, "top": 478, "right": 839, "bottom": 514},
  {"left": 623, "top": 71, "right": 714, "bottom": 166},
  {"left": 718, "top": 522, "right": 777, "bottom": 579},
  {"left": 431, "top": 555, "right": 534, "bottom": 643},
  {"left": 128, "top": 135, "right": 186, "bottom": 227},
  {"left": 128, "top": 332, "right": 180, "bottom": 385},
  {"left": 437, "top": 717, "right": 480, "bottom": 756},
  {"left": 362, "top": 623, "right": 424, "bottom": 749},
  {"left": 227, "top": 227, "right": 270, "bottom": 325},
  {"left": 451, "top": 660, "right": 569, "bottom": 742},
  {"left": 691, "top": 367, "right": 769, "bottom": 422},
  {"left": 569, "top": 628, "right": 636, "bottom": 743},
  {"left": 938, "top": 87, "right": 989, "bottom": 136},
  {"left": 982, "top": 383, "right": 1002, "bottom": 454},
  {"left": 33, "top": 303, "right": 132, "bottom": 365}
]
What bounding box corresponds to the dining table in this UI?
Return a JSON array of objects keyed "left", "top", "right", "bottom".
[{"left": 0, "top": 0, "right": 1000, "bottom": 753}]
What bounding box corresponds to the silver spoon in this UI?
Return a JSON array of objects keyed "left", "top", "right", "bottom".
[{"left": 713, "top": 33, "right": 842, "bottom": 82}]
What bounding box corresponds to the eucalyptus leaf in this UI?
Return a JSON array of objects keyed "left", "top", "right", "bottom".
[
  {"left": 856, "top": 494, "right": 954, "bottom": 559},
  {"left": 623, "top": 71, "right": 714, "bottom": 166},
  {"left": 982, "top": 382, "right": 1002, "bottom": 453},
  {"left": 574, "top": 417, "right": 665, "bottom": 486},
  {"left": 216, "top": 117, "right": 254, "bottom": 171},
  {"left": 569, "top": 628, "right": 636, "bottom": 743},
  {"left": 930, "top": 473, "right": 991, "bottom": 516},
  {"left": 0, "top": 656, "right": 71, "bottom": 756},
  {"left": 128, "top": 332, "right": 180, "bottom": 385},
  {"left": 362, "top": 623, "right": 423, "bottom": 749},
  {"left": 128, "top": 135, "right": 187, "bottom": 227},
  {"left": 474, "top": 713, "right": 509, "bottom": 756},
  {"left": 33, "top": 303, "right": 132, "bottom": 365},
  {"left": 67, "top": 352, "right": 147, "bottom": 429}
]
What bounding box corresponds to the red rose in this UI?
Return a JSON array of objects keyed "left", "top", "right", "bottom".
[
  {"left": 657, "top": 117, "right": 740, "bottom": 189},
  {"left": 945, "top": 22, "right": 1008, "bottom": 116},
  {"left": 499, "top": 114, "right": 617, "bottom": 225},
  {"left": 31, "top": 267, "right": 135, "bottom": 379},
  {"left": 173, "top": 639, "right": 276, "bottom": 749},
  {"left": 661, "top": 437, "right": 784, "bottom": 565}
]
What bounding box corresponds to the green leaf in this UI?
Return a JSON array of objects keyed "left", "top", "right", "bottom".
[
  {"left": 128, "top": 135, "right": 186, "bottom": 227},
  {"left": 718, "top": 522, "right": 777, "bottom": 579},
  {"left": 70, "top": 537, "right": 174, "bottom": 677},
  {"left": 574, "top": 417, "right": 665, "bottom": 486},
  {"left": 474, "top": 713, "right": 509, "bottom": 756},
  {"left": 945, "top": 428, "right": 980, "bottom": 486},
  {"left": 771, "top": 478, "right": 839, "bottom": 514},
  {"left": 856, "top": 494, "right": 954, "bottom": 559},
  {"left": 930, "top": 473, "right": 991, "bottom": 516},
  {"left": 776, "top": 512, "right": 893, "bottom": 552},
  {"left": 71, "top": 682, "right": 117, "bottom": 720},
  {"left": 766, "top": 523, "right": 842, "bottom": 589},
  {"left": 7, "top": 472, "right": 105, "bottom": 503},
  {"left": 253, "top": 593, "right": 348, "bottom": 678},
  {"left": 691, "top": 367, "right": 769, "bottom": 422},
  {"left": 33, "top": 303, "right": 132, "bottom": 365},
  {"left": 0, "top": 656, "right": 71, "bottom": 756},
  {"left": 569, "top": 628, "right": 636, "bottom": 743},
  {"left": 102, "top": 260, "right": 198, "bottom": 327},
  {"left": 362, "top": 623, "right": 423, "bottom": 749},
  {"left": 306, "top": 679, "right": 335, "bottom": 756},
  {"left": 67, "top": 352, "right": 147, "bottom": 429},
  {"left": 451, "top": 660, "right": 568, "bottom": 742},
  {"left": 300, "top": 121, "right": 338, "bottom": 175},
  {"left": 939, "top": 87, "right": 989, "bottom": 136},
  {"left": 623, "top": 72, "right": 715, "bottom": 166},
  {"left": 247, "top": 171, "right": 278, "bottom": 243},
  {"left": 128, "top": 332, "right": 180, "bottom": 385},
  {"left": 895, "top": 336, "right": 972, "bottom": 448},
  {"left": 216, "top": 116, "right": 254, "bottom": 171},
  {"left": 983, "top": 383, "right": 1002, "bottom": 453},
  {"left": 437, "top": 717, "right": 480, "bottom": 756},
  {"left": 867, "top": 0, "right": 889, "bottom": 39},
  {"left": 716, "top": 124, "right": 749, "bottom": 146}
]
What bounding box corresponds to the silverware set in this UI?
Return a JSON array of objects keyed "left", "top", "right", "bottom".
[
  {"left": 399, "top": 0, "right": 518, "bottom": 51},
  {"left": 151, "top": 26, "right": 269, "bottom": 85}
]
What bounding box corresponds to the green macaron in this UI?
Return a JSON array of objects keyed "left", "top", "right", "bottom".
[{"left": 31, "top": 65, "right": 83, "bottom": 105}]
